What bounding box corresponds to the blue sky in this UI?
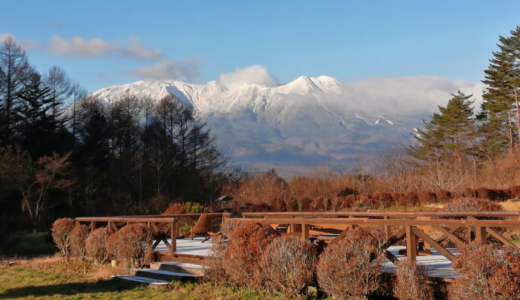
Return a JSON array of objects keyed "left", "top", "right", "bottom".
[{"left": 1, "top": 0, "right": 520, "bottom": 93}]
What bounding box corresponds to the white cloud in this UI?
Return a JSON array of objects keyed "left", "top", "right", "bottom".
[
  {"left": 120, "top": 37, "right": 162, "bottom": 60},
  {"left": 128, "top": 59, "right": 201, "bottom": 81},
  {"left": 47, "top": 35, "right": 115, "bottom": 57},
  {"left": 0, "top": 33, "right": 38, "bottom": 50},
  {"left": 46, "top": 36, "right": 163, "bottom": 60},
  {"left": 219, "top": 65, "right": 278, "bottom": 86},
  {"left": 342, "top": 76, "right": 485, "bottom": 115}
]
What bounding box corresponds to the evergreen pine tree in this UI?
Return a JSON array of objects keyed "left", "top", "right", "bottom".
[
  {"left": 409, "top": 91, "right": 477, "bottom": 169},
  {"left": 14, "top": 72, "right": 54, "bottom": 158}
]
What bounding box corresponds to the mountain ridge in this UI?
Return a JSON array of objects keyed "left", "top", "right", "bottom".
[{"left": 89, "top": 75, "right": 483, "bottom": 176}]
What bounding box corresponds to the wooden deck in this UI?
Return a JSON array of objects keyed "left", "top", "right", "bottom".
[{"left": 152, "top": 237, "right": 461, "bottom": 279}]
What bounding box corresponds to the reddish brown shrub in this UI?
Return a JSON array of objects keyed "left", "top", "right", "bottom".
[
  {"left": 298, "top": 197, "right": 312, "bottom": 211},
  {"left": 476, "top": 188, "right": 499, "bottom": 201},
  {"left": 463, "top": 187, "right": 477, "bottom": 197},
  {"left": 220, "top": 220, "right": 241, "bottom": 238},
  {"left": 510, "top": 185, "right": 520, "bottom": 198},
  {"left": 443, "top": 198, "right": 502, "bottom": 212},
  {"left": 418, "top": 191, "right": 436, "bottom": 204},
  {"left": 337, "top": 187, "right": 357, "bottom": 196},
  {"left": 206, "top": 204, "right": 217, "bottom": 213},
  {"left": 345, "top": 194, "right": 356, "bottom": 207},
  {"left": 496, "top": 189, "right": 511, "bottom": 201},
  {"left": 222, "top": 223, "right": 279, "bottom": 288},
  {"left": 316, "top": 227, "right": 386, "bottom": 298},
  {"left": 51, "top": 218, "right": 76, "bottom": 260},
  {"left": 85, "top": 228, "right": 109, "bottom": 265},
  {"left": 394, "top": 259, "right": 433, "bottom": 300},
  {"left": 260, "top": 237, "right": 317, "bottom": 295},
  {"left": 452, "top": 244, "right": 520, "bottom": 300},
  {"left": 399, "top": 192, "right": 419, "bottom": 206},
  {"left": 204, "top": 235, "right": 230, "bottom": 284},
  {"left": 117, "top": 223, "right": 153, "bottom": 269},
  {"left": 269, "top": 197, "right": 286, "bottom": 212},
  {"left": 391, "top": 192, "right": 402, "bottom": 203},
  {"left": 330, "top": 196, "right": 351, "bottom": 211},
  {"left": 309, "top": 197, "right": 324, "bottom": 211},
  {"left": 106, "top": 231, "right": 121, "bottom": 261},
  {"left": 435, "top": 189, "right": 451, "bottom": 202},
  {"left": 285, "top": 197, "right": 298, "bottom": 212},
  {"left": 373, "top": 192, "right": 394, "bottom": 208},
  {"left": 162, "top": 202, "right": 185, "bottom": 215},
  {"left": 70, "top": 224, "right": 89, "bottom": 260},
  {"left": 251, "top": 202, "right": 272, "bottom": 212}
]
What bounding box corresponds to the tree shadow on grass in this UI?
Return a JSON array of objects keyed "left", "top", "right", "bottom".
[{"left": 0, "top": 279, "right": 138, "bottom": 299}]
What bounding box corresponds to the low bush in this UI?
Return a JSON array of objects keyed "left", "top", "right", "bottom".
[
  {"left": 70, "top": 224, "right": 89, "bottom": 260},
  {"left": 51, "top": 218, "right": 76, "bottom": 260},
  {"left": 204, "top": 235, "right": 230, "bottom": 284},
  {"left": 475, "top": 188, "right": 499, "bottom": 201},
  {"left": 451, "top": 244, "right": 520, "bottom": 300},
  {"left": 285, "top": 197, "right": 298, "bottom": 212},
  {"left": 220, "top": 220, "right": 240, "bottom": 239},
  {"left": 399, "top": 192, "right": 419, "bottom": 206},
  {"left": 298, "top": 197, "right": 312, "bottom": 211},
  {"left": 443, "top": 198, "right": 501, "bottom": 212},
  {"left": 330, "top": 196, "right": 351, "bottom": 211},
  {"left": 270, "top": 197, "right": 286, "bottom": 212},
  {"left": 222, "top": 223, "right": 279, "bottom": 288},
  {"left": 436, "top": 189, "right": 451, "bottom": 202},
  {"left": 309, "top": 197, "right": 324, "bottom": 211},
  {"left": 106, "top": 231, "right": 121, "bottom": 261},
  {"left": 394, "top": 259, "right": 433, "bottom": 300},
  {"left": 418, "top": 191, "right": 436, "bottom": 204},
  {"left": 391, "top": 192, "right": 402, "bottom": 203},
  {"left": 260, "top": 236, "right": 317, "bottom": 295},
  {"left": 85, "top": 228, "right": 109, "bottom": 265},
  {"left": 162, "top": 202, "right": 185, "bottom": 214},
  {"left": 373, "top": 192, "right": 394, "bottom": 208},
  {"left": 316, "top": 227, "right": 386, "bottom": 299},
  {"left": 463, "top": 187, "right": 477, "bottom": 198},
  {"left": 510, "top": 185, "right": 520, "bottom": 198},
  {"left": 118, "top": 223, "right": 153, "bottom": 269}
]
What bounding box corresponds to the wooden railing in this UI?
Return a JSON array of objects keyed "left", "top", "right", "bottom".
[
  {"left": 227, "top": 216, "right": 520, "bottom": 265},
  {"left": 76, "top": 213, "right": 231, "bottom": 255}
]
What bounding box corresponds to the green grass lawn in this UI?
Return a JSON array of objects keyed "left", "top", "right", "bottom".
[{"left": 0, "top": 264, "right": 301, "bottom": 300}]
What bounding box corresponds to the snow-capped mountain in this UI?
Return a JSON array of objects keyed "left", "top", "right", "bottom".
[{"left": 90, "top": 75, "right": 481, "bottom": 176}]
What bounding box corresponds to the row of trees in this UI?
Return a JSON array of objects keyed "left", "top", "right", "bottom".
[
  {"left": 0, "top": 37, "right": 230, "bottom": 237},
  {"left": 409, "top": 26, "right": 520, "bottom": 175}
]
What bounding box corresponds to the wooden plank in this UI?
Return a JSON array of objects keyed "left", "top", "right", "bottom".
[
  {"left": 432, "top": 226, "right": 465, "bottom": 247},
  {"left": 380, "top": 227, "right": 407, "bottom": 250},
  {"left": 150, "top": 222, "right": 160, "bottom": 234},
  {"left": 301, "top": 223, "right": 309, "bottom": 241},
  {"left": 241, "top": 211, "right": 520, "bottom": 218},
  {"left": 329, "top": 225, "right": 350, "bottom": 246},
  {"left": 412, "top": 227, "right": 456, "bottom": 263},
  {"left": 384, "top": 216, "right": 391, "bottom": 239},
  {"left": 406, "top": 226, "right": 417, "bottom": 265},
  {"left": 225, "top": 217, "right": 520, "bottom": 228},
  {"left": 435, "top": 226, "right": 461, "bottom": 243},
  {"left": 486, "top": 227, "right": 518, "bottom": 248},
  {"left": 475, "top": 226, "right": 487, "bottom": 244},
  {"left": 170, "top": 221, "right": 176, "bottom": 253}
]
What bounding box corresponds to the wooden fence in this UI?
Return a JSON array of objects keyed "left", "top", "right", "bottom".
[
  {"left": 75, "top": 213, "right": 230, "bottom": 255},
  {"left": 229, "top": 214, "right": 520, "bottom": 265}
]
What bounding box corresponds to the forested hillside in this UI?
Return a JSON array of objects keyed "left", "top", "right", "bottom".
[{"left": 0, "top": 37, "right": 231, "bottom": 242}]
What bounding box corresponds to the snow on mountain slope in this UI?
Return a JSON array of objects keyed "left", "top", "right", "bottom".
[{"left": 90, "top": 76, "right": 482, "bottom": 176}]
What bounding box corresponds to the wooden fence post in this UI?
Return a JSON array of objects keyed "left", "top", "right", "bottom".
[
  {"left": 384, "top": 216, "right": 391, "bottom": 239},
  {"left": 171, "top": 220, "right": 176, "bottom": 253},
  {"left": 301, "top": 223, "right": 309, "bottom": 241},
  {"left": 405, "top": 226, "right": 417, "bottom": 265},
  {"left": 475, "top": 226, "right": 487, "bottom": 244}
]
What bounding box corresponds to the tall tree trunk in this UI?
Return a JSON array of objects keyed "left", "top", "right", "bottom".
[{"left": 514, "top": 87, "right": 520, "bottom": 147}]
